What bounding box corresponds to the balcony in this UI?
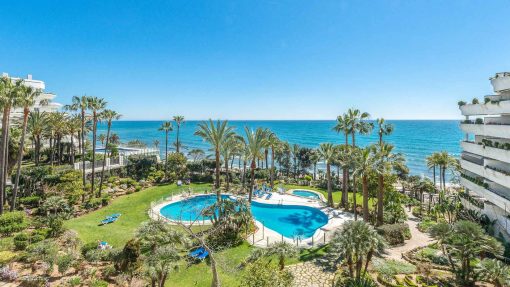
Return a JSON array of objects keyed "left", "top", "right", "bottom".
[
  {"left": 460, "top": 158, "right": 484, "bottom": 177},
  {"left": 461, "top": 141, "right": 510, "bottom": 164},
  {"left": 460, "top": 123, "right": 510, "bottom": 138},
  {"left": 460, "top": 177, "right": 510, "bottom": 211},
  {"left": 490, "top": 72, "right": 510, "bottom": 93},
  {"left": 460, "top": 100, "right": 510, "bottom": 116},
  {"left": 485, "top": 165, "right": 510, "bottom": 188}
]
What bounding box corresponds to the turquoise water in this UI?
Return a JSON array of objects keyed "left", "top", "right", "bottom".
[
  {"left": 159, "top": 194, "right": 329, "bottom": 238},
  {"left": 292, "top": 190, "right": 321, "bottom": 200},
  {"left": 97, "top": 120, "right": 462, "bottom": 177}
]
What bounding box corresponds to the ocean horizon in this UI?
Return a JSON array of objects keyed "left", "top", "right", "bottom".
[{"left": 96, "top": 120, "right": 463, "bottom": 179}]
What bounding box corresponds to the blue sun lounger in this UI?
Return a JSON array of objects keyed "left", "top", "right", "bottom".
[
  {"left": 189, "top": 247, "right": 209, "bottom": 260},
  {"left": 106, "top": 213, "right": 121, "bottom": 219},
  {"left": 100, "top": 213, "right": 121, "bottom": 225},
  {"left": 265, "top": 193, "right": 272, "bottom": 200}
]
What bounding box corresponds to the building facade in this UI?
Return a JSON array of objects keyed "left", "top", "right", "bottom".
[
  {"left": 459, "top": 72, "right": 510, "bottom": 237},
  {"left": 1, "top": 73, "right": 61, "bottom": 122}
]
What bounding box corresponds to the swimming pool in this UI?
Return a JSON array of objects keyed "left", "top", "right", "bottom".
[
  {"left": 292, "top": 190, "right": 321, "bottom": 200},
  {"left": 159, "top": 194, "right": 328, "bottom": 239}
]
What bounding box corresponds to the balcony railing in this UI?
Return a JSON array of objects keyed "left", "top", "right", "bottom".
[
  {"left": 461, "top": 154, "right": 484, "bottom": 166},
  {"left": 486, "top": 165, "right": 510, "bottom": 176}
]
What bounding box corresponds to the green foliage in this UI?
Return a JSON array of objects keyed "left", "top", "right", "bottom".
[
  {"left": 57, "top": 254, "right": 74, "bottom": 274},
  {"left": 241, "top": 258, "right": 293, "bottom": 287},
  {"left": 383, "top": 190, "right": 407, "bottom": 224},
  {"left": 476, "top": 258, "right": 510, "bottom": 287},
  {"left": 0, "top": 211, "right": 28, "bottom": 236},
  {"left": 114, "top": 239, "right": 141, "bottom": 275},
  {"left": 376, "top": 223, "right": 410, "bottom": 246},
  {"left": 18, "top": 196, "right": 41, "bottom": 208},
  {"left": 166, "top": 152, "right": 189, "bottom": 181},
  {"left": 54, "top": 170, "right": 83, "bottom": 205},
  {"left": 0, "top": 250, "right": 16, "bottom": 264},
  {"left": 372, "top": 258, "right": 416, "bottom": 279},
  {"left": 39, "top": 195, "right": 72, "bottom": 217},
  {"left": 147, "top": 169, "right": 165, "bottom": 183},
  {"left": 417, "top": 218, "right": 437, "bottom": 232},
  {"left": 416, "top": 247, "right": 448, "bottom": 266},
  {"left": 65, "top": 277, "right": 82, "bottom": 287},
  {"left": 336, "top": 276, "right": 378, "bottom": 287},
  {"left": 90, "top": 280, "right": 108, "bottom": 287},
  {"left": 13, "top": 232, "right": 30, "bottom": 250},
  {"left": 19, "top": 275, "right": 48, "bottom": 287},
  {"left": 126, "top": 155, "right": 159, "bottom": 180}
]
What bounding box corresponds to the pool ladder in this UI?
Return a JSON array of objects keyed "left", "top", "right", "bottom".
[{"left": 277, "top": 199, "right": 283, "bottom": 206}]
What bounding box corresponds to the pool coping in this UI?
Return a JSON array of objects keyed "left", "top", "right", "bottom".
[
  {"left": 286, "top": 188, "right": 326, "bottom": 203},
  {"left": 148, "top": 192, "right": 354, "bottom": 248}
]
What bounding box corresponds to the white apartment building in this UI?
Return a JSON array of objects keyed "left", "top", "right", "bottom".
[
  {"left": 1, "top": 73, "right": 61, "bottom": 122},
  {"left": 459, "top": 72, "right": 510, "bottom": 237}
]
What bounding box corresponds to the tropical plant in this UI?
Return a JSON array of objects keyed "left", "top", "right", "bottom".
[
  {"left": 247, "top": 242, "right": 298, "bottom": 271},
  {"left": 327, "top": 220, "right": 386, "bottom": 280},
  {"left": 195, "top": 120, "right": 236, "bottom": 197},
  {"left": 318, "top": 143, "right": 337, "bottom": 207},
  {"left": 352, "top": 147, "right": 375, "bottom": 221},
  {"left": 244, "top": 127, "right": 266, "bottom": 202},
  {"left": 266, "top": 132, "right": 280, "bottom": 189},
  {"left": 158, "top": 121, "right": 173, "bottom": 179},
  {"left": 97, "top": 109, "right": 121, "bottom": 196},
  {"left": 86, "top": 97, "right": 107, "bottom": 195},
  {"left": 173, "top": 115, "right": 184, "bottom": 154},
  {"left": 476, "top": 258, "right": 510, "bottom": 287}
]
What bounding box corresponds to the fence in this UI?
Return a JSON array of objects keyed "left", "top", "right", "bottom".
[
  {"left": 73, "top": 156, "right": 126, "bottom": 172},
  {"left": 248, "top": 220, "right": 331, "bottom": 248}
]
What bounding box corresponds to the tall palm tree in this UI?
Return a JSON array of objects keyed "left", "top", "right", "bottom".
[
  {"left": 347, "top": 108, "right": 373, "bottom": 147},
  {"left": 244, "top": 127, "right": 265, "bottom": 202},
  {"left": 110, "top": 133, "right": 120, "bottom": 145},
  {"left": 291, "top": 144, "right": 300, "bottom": 179},
  {"left": 353, "top": 146, "right": 376, "bottom": 221},
  {"left": 376, "top": 118, "right": 393, "bottom": 145},
  {"left": 11, "top": 85, "right": 41, "bottom": 211},
  {"left": 87, "top": 97, "right": 107, "bottom": 195},
  {"left": 158, "top": 121, "right": 173, "bottom": 178},
  {"left": 373, "top": 143, "right": 405, "bottom": 226},
  {"left": 172, "top": 115, "right": 185, "bottom": 154},
  {"left": 98, "top": 109, "right": 121, "bottom": 197},
  {"left": 220, "top": 135, "right": 238, "bottom": 191},
  {"left": 310, "top": 149, "right": 320, "bottom": 181},
  {"left": 426, "top": 153, "right": 439, "bottom": 190},
  {"left": 195, "top": 120, "right": 235, "bottom": 198},
  {"left": 318, "top": 143, "right": 337, "bottom": 207},
  {"left": 0, "top": 77, "right": 22, "bottom": 213},
  {"left": 28, "top": 110, "right": 47, "bottom": 165},
  {"left": 336, "top": 145, "right": 351, "bottom": 208},
  {"left": 153, "top": 139, "right": 160, "bottom": 150},
  {"left": 98, "top": 134, "right": 106, "bottom": 146},
  {"left": 64, "top": 95, "right": 90, "bottom": 192},
  {"left": 188, "top": 148, "right": 205, "bottom": 162},
  {"left": 333, "top": 114, "right": 352, "bottom": 199},
  {"left": 266, "top": 132, "right": 280, "bottom": 189},
  {"left": 66, "top": 115, "right": 81, "bottom": 165}
]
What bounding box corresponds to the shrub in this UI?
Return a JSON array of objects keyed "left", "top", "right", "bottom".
[
  {"left": 13, "top": 232, "right": 30, "bottom": 250},
  {"left": 0, "top": 266, "right": 18, "bottom": 281},
  {"left": 417, "top": 219, "right": 437, "bottom": 232},
  {"left": 485, "top": 97, "right": 491, "bottom": 104},
  {"left": 472, "top": 98, "right": 479, "bottom": 104},
  {"left": 373, "top": 258, "right": 416, "bottom": 279},
  {"left": 90, "top": 280, "right": 109, "bottom": 287},
  {"left": 0, "top": 211, "right": 28, "bottom": 236},
  {"left": 0, "top": 251, "right": 16, "bottom": 264},
  {"left": 81, "top": 242, "right": 98, "bottom": 256},
  {"left": 18, "top": 196, "right": 41, "bottom": 207},
  {"left": 416, "top": 247, "right": 448, "bottom": 266},
  {"left": 376, "top": 223, "right": 411, "bottom": 246},
  {"left": 57, "top": 254, "right": 74, "bottom": 275},
  {"left": 46, "top": 215, "right": 66, "bottom": 237},
  {"left": 475, "top": 118, "right": 484, "bottom": 124},
  {"left": 458, "top": 101, "right": 467, "bottom": 107},
  {"left": 241, "top": 259, "right": 293, "bottom": 287},
  {"left": 19, "top": 275, "right": 48, "bottom": 287},
  {"left": 82, "top": 198, "right": 102, "bottom": 210},
  {"left": 66, "top": 277, "right": 81, "bottom": 287},
  {"left": 411, "top": 206, "right": 422, "bottom": 218}
]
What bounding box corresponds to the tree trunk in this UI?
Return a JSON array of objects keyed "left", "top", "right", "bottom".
[
  {"left": 11, "top": 107, "right": 29, "bottom": 211},
  {"left": 215, "top": 149, "right": 220, "bottom": 200},
  {"left": 264, "top": 149, "right": 268, "bottom": 170},
  {"left": 81, "top": 109, "right": 86, "bottom": 202},
  {"left": 224, "top": 159, "right": 229, "bottom": 191},
  {"left": 242, "top": 160, "right": 247, "bottom": 189},
  {"left": 326, "top": 164, "right": 333, "bottom": 207},
  {"left": 376, "top": 174, "right": 384, "bottom": 226},
  {"left": 353, "top": 177, "right": 358, "bottom": 221},
  {"left": 176, "top": 126, "right": 180, "bottom": 154},
  {"left": 90, "top": 113, "right": 98, "bottom": 196},
  {"left": 164, "top": 131, "right": 168, "bottom": 178},
  {"left": 248, "top": 160, "right": 255, "bottom": 202},
  {"left": 98, "top": 121, "right": 112, "bottom": 197},
  {"left": 0, "top": 107, "right": 8, "bottom": 214},
  {"left": 363, "top": 175, "right": 369, "bottom": 221},
  {"left": 270, "top": 148, "right": 275, "bottom": 189}
]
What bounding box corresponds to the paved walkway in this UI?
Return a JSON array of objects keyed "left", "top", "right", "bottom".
[
  {"left": 383, "top": 208, "right": 434, "bottom": 261},
  {"left": 287, "top": 260, "right": 336, "bottom": 287}
]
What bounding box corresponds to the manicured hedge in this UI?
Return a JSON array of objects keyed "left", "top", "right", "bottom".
[
  {"left": 376, "top": 223, "right": 411, "bottom": 246},
  {"left": 0, "top": 211, "right": 28, "bottom": 236}
]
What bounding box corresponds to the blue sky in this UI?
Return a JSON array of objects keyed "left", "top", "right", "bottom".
[{"left": 1, "top": 0, "right": 510, "bottom": 120}]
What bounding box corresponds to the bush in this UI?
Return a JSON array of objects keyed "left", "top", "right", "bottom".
[
  {"left": 90, "top": 280, "right": 109, "bottom": 287},
  {"left": 416, "top": 247, "right": 448, "bottom": 266},
  {"left": 241, "top": 259, "right": 293, "bottom": 287},
  {"left": 13, "top": 232, "right": 30, "bottom": 250},
  {"left": 0, "top": 251, "right": 16, "bottom": 264},
  {"left": 82, "top": 198, "right": 102, "bottom": 210},
  {"left": 376, "top": 223, "right": 411, "bottom": 246},
  {"left": 57, "top": 254, "right": 74, "bottom": 275},
  {"left": 18, "top": 196, "right": 41, "bottom": 208},
  {"left": 475, "top": 118, "right": 484, "bottom": 124},
  {"left": 372, "top": 258, "right": 416, "bottom": 279},
  {"left": 19, "top": 275, "right": 48, "bottom": 287},
  {"left": 417, "top": 219, "right": 437, "bottom": 232},
  {"left": 0, "top": 266, "right": 18, "bottom": 281},
  {"left": 0, "top": 211, "right": 28, "bottom": 236},
  {"left": 65, "top": 277, "right": 81, "bottom": 287},
  {"left": 81, "top": 242, "right": 98, "bottom": 256}
]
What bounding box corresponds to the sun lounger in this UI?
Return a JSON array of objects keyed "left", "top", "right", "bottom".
[
  {"left": 265, "top": 193, "right": 272, "bottom": 200},
  {"left": 189, "top": 247, "right": 209, "bottom": 260},
  {"left": 100, "top": 216, "right": 119, "bottom": 225},
  {"left": 106, "top": 213, "right": 121, "bottom": 219}
]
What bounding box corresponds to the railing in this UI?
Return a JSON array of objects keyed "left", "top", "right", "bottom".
[{"left": 73, "top": 156, "right": 126, "bottom": 172}]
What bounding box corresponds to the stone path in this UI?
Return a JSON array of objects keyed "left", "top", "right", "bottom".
[
  {"left": 383, "top": 208, "right": 434, "bottom": 261},
  {"left": 287, "top": 260, "right": 336, "bottom": 287}
]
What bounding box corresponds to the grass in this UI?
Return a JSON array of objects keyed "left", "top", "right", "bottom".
[
  {"left": 284, "top": 184, "right": 376, "bottom": 209},
  {"left": 65, "top": 182, "right": 367, "bottom": 286}
]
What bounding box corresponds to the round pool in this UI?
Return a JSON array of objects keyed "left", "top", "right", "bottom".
[
  {"left": 159, "top": 194, "right": 328, "bottom": 239},
  {"left": 292, "top": 189, "right": 321, "bottom": 200}
]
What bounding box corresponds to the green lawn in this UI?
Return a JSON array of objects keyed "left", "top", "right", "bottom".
[{"left": 64, "top": 183, "right": 359, "bottom": 286}]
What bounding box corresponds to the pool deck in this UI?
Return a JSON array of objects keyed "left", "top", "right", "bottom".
[{"left": 149, "top": 191, "right": 354, "bottom": 248}]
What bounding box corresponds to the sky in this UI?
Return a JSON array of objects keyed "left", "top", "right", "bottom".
[{"left": 1, "top": 0, "right": 510, "bottom": 120}]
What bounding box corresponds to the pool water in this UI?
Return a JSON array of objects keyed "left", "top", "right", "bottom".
[
  {"left": 159, "top": 194, "right": 328, "bottom": 239},
  {"left": 292, "top": 190, "right": 321, "bottom": 200}
]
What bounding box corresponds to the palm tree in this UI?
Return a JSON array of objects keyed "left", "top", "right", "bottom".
[
  {"left": 158, "top": 121, "right": 173, "bottom": 178},
  {"left": 220, "top": 135, "right": 238, "bottom": 191},
  {"left": 87, "top": 97, "right": 107, "bottom": 195},
  {"left": 333, "top": 114, "right": 352, "bottom": 200},
  {"left": 98, "top": 134, "right": 106, "bottom": 146},
  {"left": 318, "top": 143, "right": 337, "bottom": 207},
  {"left": 328, "top": 220, "right": 386, "bottom": 280},
  {"left": 244, "top": 127, "right": 266, "bottom": 202},
  {"left": 427, "top": 152, "right": 440, "bottom": 190},
  {"left": 98, "top": 109, "right": 121, "bottom": 197},
  {"left": 376, "top": 118, "right": 393, "bottom": 145},
  {"left": 336, "top": 145, "right": 352, "bottom": 208},
  {"left": 153, "top": 139, "right": 160, "bottom": 150},
  {"left": 11, "top": 85, "right": 41, "bottom": 211},
  {"left": 28, "top": 110, "right": 47, "bottom": 165},
  {"left": 66, "top": 115, "right": 81, "bottom": 165},
  {"left": 310, "top": 149, "right": 320, "bottom": 181},
  {"left": 266, "top": 132, "right": 280, "bottom": 189},
  {"left": 172, "top": 115, "right": 185, "bottom": 154},
  {"left": 64, "top": 95, "right": 90, "bottom": 192},
  {"left": 195, "top": 120, "right": 236, "bottom": 198},
  {"left": 373, "top": 143, "right": 405, "bottom": 226},
  {"left": 353, "top": 147, "right": 376, "bottom": 221},
  {"left": 188, "top": 148, "right": 205, "bottom": 162},
  {"left": 476, "top": 259, "right": 510, "bottom": 287},
  {"left": 347, "top": 108, "right": 373, "bottom": 147},
  {"left": 249, "top": 242, "right": 298, "bottom": 271},
  {"left": 110, "top": 133, "right": 120, "bottom": 145}
]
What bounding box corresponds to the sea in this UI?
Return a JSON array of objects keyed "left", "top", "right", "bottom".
[{"left": 96, "top": 120, "right": 463, "bottom": 178}]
